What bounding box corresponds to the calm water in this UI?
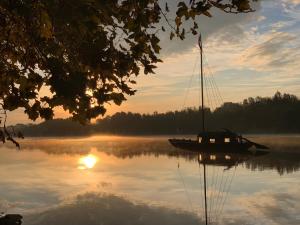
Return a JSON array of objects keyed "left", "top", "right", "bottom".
[{"left": 0, "top": 135, "right": 300, "bottom": 225}]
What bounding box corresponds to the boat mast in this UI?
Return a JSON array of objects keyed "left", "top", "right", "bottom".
[
  {"left": 198, "top": 35, "right": 205, "bottom": 132},
  {"left": 198, "top": 34, "right": 208, "bottom": 225}
]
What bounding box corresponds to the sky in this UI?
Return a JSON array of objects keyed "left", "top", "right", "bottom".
[{"left": 7, "top": 0, "right": 300, "bottom": 125}]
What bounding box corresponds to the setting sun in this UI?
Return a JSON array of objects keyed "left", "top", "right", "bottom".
[{"left": 78, "top": 154, "right": 98, "bottom": 169}]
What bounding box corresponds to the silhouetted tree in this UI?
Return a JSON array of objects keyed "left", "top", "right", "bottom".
[
  {"left": 18, "top": 92, "right": 300, "bottom": 136},
  {"left": 0, "top": 0, "right": 257, "bottom": 123}
]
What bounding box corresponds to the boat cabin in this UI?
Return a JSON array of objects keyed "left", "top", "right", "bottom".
[{"left": 197, "top": 131, "right": 243, "bottom": 144}]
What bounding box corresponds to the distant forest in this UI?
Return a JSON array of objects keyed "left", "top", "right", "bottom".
[{"left": 15, "top": 92, "right": 300, "bottom": 136}]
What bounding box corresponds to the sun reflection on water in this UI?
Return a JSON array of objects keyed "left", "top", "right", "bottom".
[{"left": 78, "top": 154, "right": 98, "bottom": 169}]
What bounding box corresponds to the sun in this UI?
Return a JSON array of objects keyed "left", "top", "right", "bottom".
[{"left": 78, "top": 154, "right": 98, "bottom": 169}]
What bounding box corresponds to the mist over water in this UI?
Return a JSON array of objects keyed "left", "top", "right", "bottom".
[{"left": 0, "top": 135, "right": 299, "bottom": 225}]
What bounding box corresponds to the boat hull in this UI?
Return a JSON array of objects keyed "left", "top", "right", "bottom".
[{"left": 169, "top": 138, "right": 253, "bottom": 153}]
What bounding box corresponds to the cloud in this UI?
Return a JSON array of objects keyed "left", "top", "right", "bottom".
[
  {"left": 123, "top": 0, "right": 300, "bottom": 110},
  {"left": 284, "top": 0, "right": 300, "bottom": 5},
  {"left": 235, "top": 31, "right": 299, "bottom": 72},
  {"left": 157, "top": 0, "right": 263, "bottom": 56}
]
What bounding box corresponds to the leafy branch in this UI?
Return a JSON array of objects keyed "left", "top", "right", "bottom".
[
  {"left": 160, "top": 0, "right": 257, "bottom": 40},
  {"left": 0, "top": 103, "right": 24, "bottom": 149},
  {"left": 0, "top": 0, "right": 258, "bottom": 125}
]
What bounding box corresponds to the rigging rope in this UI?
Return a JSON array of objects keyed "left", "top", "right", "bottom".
[
  {"left": 182, "top": 54, "right": 199, "bottom": 109},
  {"left": 208, "top": 161, "right": 216, "bottom": 223},
  {"left": 203, "top": 53, "right": 224, "bottom": 106},
  {"left": 215, "top": 163, "right": 238, "bottom": 224},
  {"left": 203, "top": 72, "right": 211, "bottom": 112},
  {"left": 206, "top": 71, "right": 220, "bottom": 111},
  {"left": 176, "top": 150, "right": 195, "bottom": 215},
  {"left": 207, "top": 161, "right": 238, "bottom": 224},
  {"left": 211, "top": 164, "right": 226, "bottom": 221},
  {"left": 215, "top": 167, "right": 231, "bottom": 222},
  {"left": 209, "top": 161, "right": 222, "bottom": 223},
  {"left": 177, "top": 167, "right": 195, "bottom": 213}
]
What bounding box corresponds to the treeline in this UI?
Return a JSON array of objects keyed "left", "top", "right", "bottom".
[{"left": 16, "top": 92, "right": 300, "bottom": 136}]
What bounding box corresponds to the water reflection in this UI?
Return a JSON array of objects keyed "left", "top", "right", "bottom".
[
  {"left": 0, "top": 136, "right": 299, "bottom": 225},
  {"left": 9, "top": 136, "right": 300, "bottom": 175},
  {"left": 179, "top": 150, "right": 269, "bottom": 224},
  {"left": 196, "top": 150, "right": 268, "bottom": 168},
  {"left": 22, "top": 190, "right": 300, "bottom": 225},
  {"left": 78, "top": 154, "right": 98, "bottom": 170},
  {"left": 24, "top": 193, "right": 200, "bottom": 225}
]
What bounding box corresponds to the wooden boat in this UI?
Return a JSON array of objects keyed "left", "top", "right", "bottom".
[
  {"left": 168, "top": 38, "right": 269, "bottom": 223},
  {"left": 169, "top": 129, "right": 268, "bottom": 152},
  {"left": 169, "top": 35, "right": 268, "bottom": 152}
]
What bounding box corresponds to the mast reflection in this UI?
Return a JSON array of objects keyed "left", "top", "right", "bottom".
[{"left": 187, "top": 149, "right": 268, "bottom": 225}]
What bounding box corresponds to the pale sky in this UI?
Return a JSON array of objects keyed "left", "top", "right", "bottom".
[{"left": 7, "top": 0, "right": 300, "bottom": 125}]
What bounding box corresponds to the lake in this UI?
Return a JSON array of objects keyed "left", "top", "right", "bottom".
[{"left": 0, "top": 135, "right": 300, "bottom": 225}]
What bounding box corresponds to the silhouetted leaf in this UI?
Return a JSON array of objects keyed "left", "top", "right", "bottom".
[
  {"left": 203, "top": 11, "right": 212, "bottom": 17},
  {"left": 165, "top": 3, "right": 169, "bottom": 12},
  {"left": 170, "top": 32, "right": 175, "bottom": 40}
]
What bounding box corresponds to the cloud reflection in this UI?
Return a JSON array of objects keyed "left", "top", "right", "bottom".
[
  {"left": 233, "top": 189, "right": 300, "bottom": 225},
  {"left": 23, "top": 190, "right": 300, "bottom": 225},
  {"left": 24, "top": 193, "right": 201, "bottom": 225}
]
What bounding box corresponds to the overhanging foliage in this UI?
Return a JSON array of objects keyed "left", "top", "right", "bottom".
[{"left": 0, "top": 0, "right": 256, "bottom": 123}]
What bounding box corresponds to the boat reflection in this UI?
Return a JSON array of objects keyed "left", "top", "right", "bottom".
[
  {"left": 181, "top": 149, "right": 268, "bottom": 225},
  {"left": 196, "top": 150, "right": 268, "bottom": 169},
  {"left": 101, "top": 146, "right": 299, "bottom": 175}
]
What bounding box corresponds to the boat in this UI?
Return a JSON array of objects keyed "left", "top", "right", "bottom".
[{"left": 169, "top": 35, "right": 268, "bottom": 152}]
